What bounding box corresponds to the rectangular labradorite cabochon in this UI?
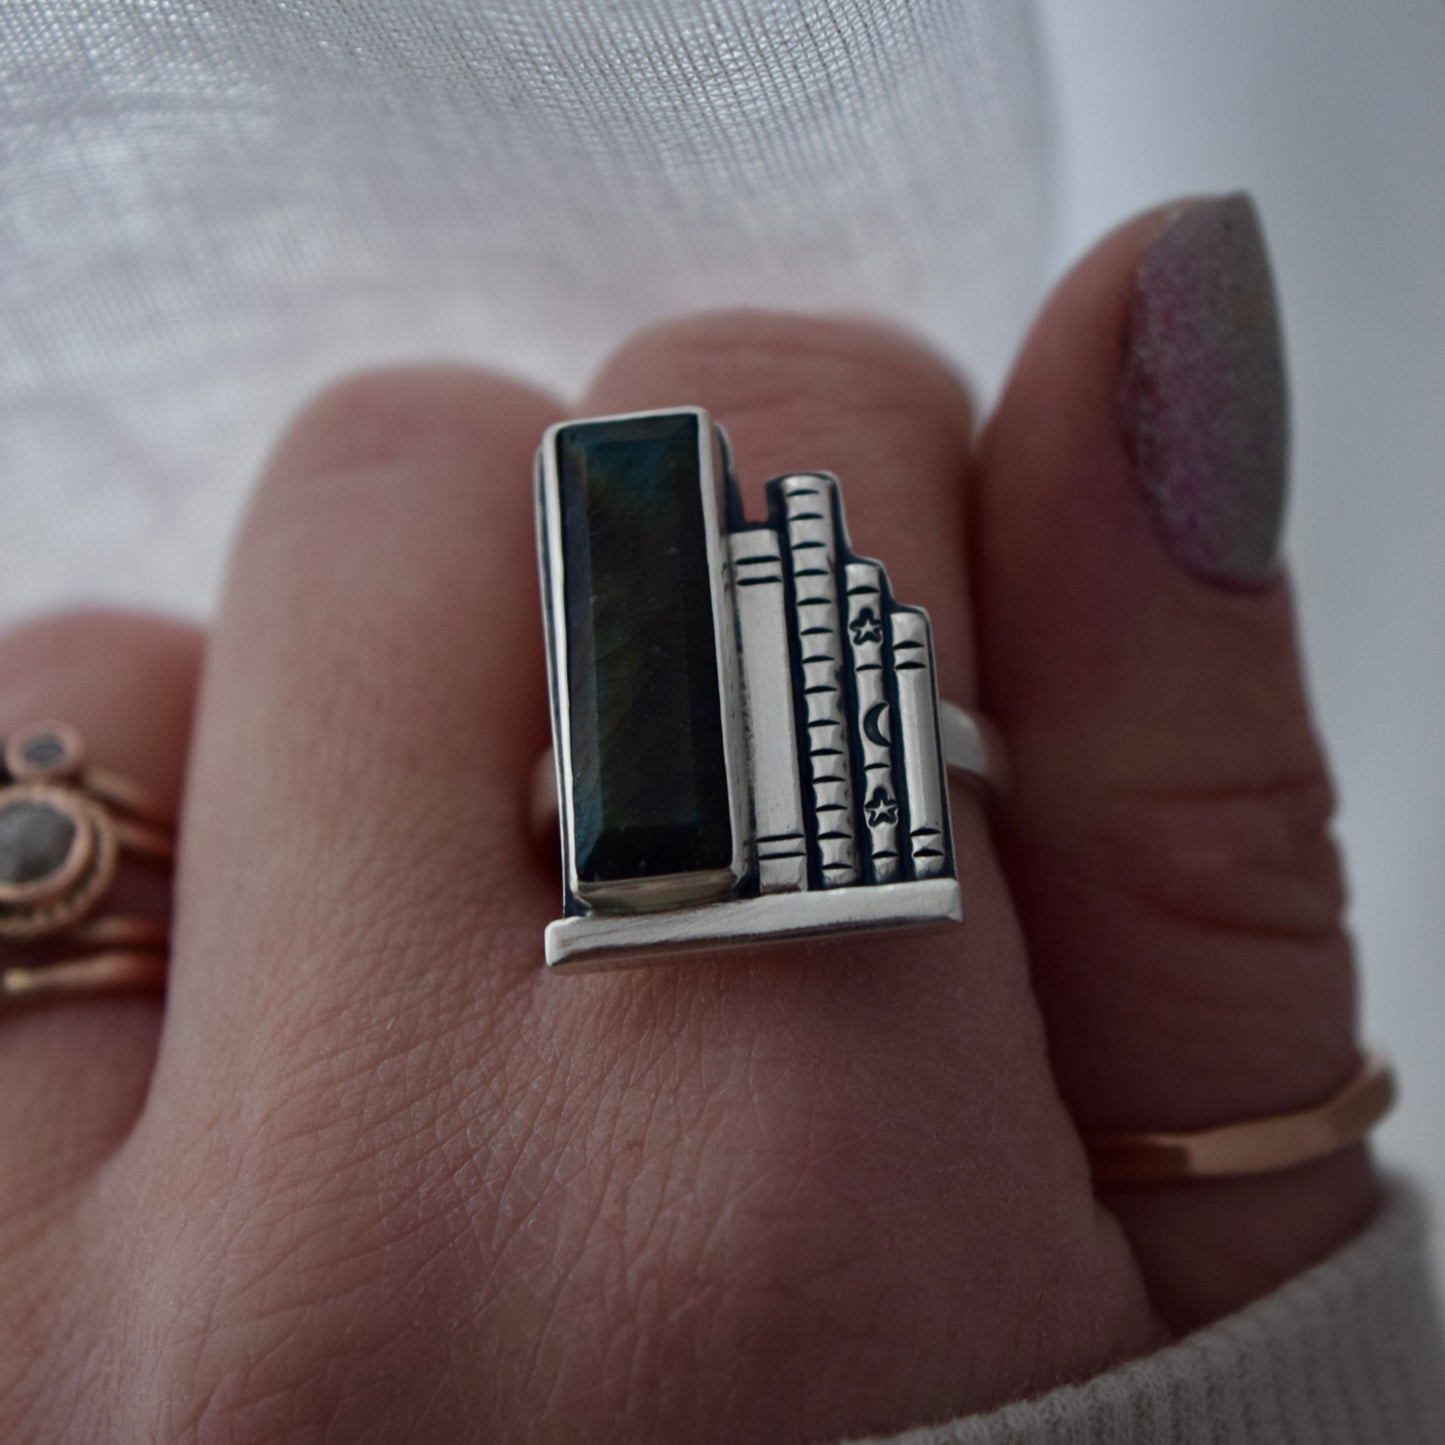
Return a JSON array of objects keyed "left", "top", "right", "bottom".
[{"left": 555, "top": 413, "right": 733, "bottom": 884}]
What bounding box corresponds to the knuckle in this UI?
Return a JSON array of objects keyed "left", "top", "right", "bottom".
[
  {"left": 235, "top": 364, "right": 556, "bottom": 606},
  {"left": 279, "top": 363, "right": 554, "bottom": 480},
  {"left": 0, "top": 607, "right": 196, "bottom": 678},
  {"left": 225, "top": 370, "right": 548, "bottom": 693},
  {"left": 1062, "top": 754, "right": 1362, "bottom": 1100},
  {"left": 602, "top": 309, "right": 973, "bottom": 440},
  {"left": 1095, "top": 760, "right": 1349, "bottom": 944},
  {"left": 0, "top": 608, "right": 202, "bottom": 730}
]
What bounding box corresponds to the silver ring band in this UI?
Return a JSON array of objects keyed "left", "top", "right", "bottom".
[{"left": 939, "top": 700, "right": 1009, "bottom": 795}]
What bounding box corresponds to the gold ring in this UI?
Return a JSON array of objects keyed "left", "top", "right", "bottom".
[
  {"left": 1085, "top": 1051, "right": 1396, "bottom": 1183},
  {"left": 0, "top": 721, "right": 173, "bottom": 1010}
]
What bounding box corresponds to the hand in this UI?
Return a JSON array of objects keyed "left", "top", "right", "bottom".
[{"left": 0, "top": 196, "right": 1375, "bottom": 1443}]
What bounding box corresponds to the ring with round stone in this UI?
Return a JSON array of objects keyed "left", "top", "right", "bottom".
[
  {"left": 0, "top": 721, "right": 174, "bottom": 1009},
  {"left": 534, "top": 407, "right": 1008, "bottom": 973}
]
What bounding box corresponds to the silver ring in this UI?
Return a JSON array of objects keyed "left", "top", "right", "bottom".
[{"left": 534, "top": 408, "right": 1008, "bottom": 973}]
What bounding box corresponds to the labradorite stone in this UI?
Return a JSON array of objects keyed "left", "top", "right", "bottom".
[
  {"left": 0, "top": 799, "right": 77, "bottom": 886},
  {"left": 557, "top": 413, "right": 732, "bottom": 883},
  {"left": 20, "top": 733, "right": 68, "bottom": 769}
]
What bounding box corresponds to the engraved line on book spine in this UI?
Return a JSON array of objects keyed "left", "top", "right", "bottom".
[
  {"left": 729, "top": 529, "right": 807, "bottom": 893},
  {"left": 891, "top": 610, "right": 947, "bottom": 879},
  {"left": 781, "top": 478, "right": 858, "bottom": 887},
  {"left": 843, "top": 561, "right": 901, "bottom": 884}
]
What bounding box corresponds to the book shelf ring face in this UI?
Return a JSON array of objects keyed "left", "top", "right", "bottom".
[{"left": 536, "top": 408, "right": 960, "bottom": 972}]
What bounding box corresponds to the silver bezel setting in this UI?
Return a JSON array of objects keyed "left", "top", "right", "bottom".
[{"left": 538, "top": 408, "right": 749, "bottom": 914}]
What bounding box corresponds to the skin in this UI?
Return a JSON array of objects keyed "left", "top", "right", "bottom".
[{"left": 0, "top": 201, "right": 1374, "bottom": 1444}]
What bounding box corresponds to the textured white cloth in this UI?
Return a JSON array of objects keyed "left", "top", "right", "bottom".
[
  {"left": 0, "top": 0, "right": 1048, "bottom": 622},
  {"left": 856, "top": 1183, "right": 1445, "bottom": 1445}
]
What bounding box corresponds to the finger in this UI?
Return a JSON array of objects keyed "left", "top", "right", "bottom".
[
  {"left": 0, "top": 610, "right": 200, "bottom": 1217},
  {"left": 569, "top": 312, "right": 1160, "bottom": 1405},
  {"left": 975, "top": 195, "right": 1372, "bottom": 1327},
  {"left": 158, "top": 368, "right": 566, "bottom": 1071},
  {"left": 123, "top": 340, "right": 1156, "bottom": 1442}
]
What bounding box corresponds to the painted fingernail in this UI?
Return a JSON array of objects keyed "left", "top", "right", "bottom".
[{"left": 1120, "top": 193, "right": 1288, "bottom": 587}]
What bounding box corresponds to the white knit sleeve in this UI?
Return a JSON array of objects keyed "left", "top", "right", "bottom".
[{"left": 847, "top": 1181, "right": 1445, "bottom": 1445}]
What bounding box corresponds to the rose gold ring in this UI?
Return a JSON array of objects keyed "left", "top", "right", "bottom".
[
  {"left": 1085, "top": 1051, "right": 1396, "bottom": 1184},
  {"left": 0, "top": 721, "right": 173, "bottom": 1011}
]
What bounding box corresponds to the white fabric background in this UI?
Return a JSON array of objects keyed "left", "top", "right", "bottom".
[
  {"left": 1, "top": 0, "right": 1441, "bottom": 1262},
  {"left": 0, "top": 0, "right": 1048, "bottom": 616}
]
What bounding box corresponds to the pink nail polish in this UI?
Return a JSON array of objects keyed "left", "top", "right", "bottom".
[{"left": 1120, "top": 193, "right": 1288, "bottom": 588}]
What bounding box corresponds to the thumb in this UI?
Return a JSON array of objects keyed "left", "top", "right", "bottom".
[{"left": 975, "top": 194, "right": 1376, "bottom": 1328}]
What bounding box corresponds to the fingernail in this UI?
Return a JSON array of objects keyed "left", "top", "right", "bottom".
[{"left": 1120, "top": 193, "right": 1288, "bottom": 587}]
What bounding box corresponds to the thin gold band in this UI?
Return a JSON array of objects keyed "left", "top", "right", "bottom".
[
  {"left": 1085, "top": 1051, "right": 1395, "bottom": 1184},
  {"left": 66, "top": 916, "right": 169, "bottom": 950},
  {"left": 1, "top": 950, "right": 166, "bottom": 1009},
  {"left": 87, "top": 766, "right": 175, "bottom": 830}
]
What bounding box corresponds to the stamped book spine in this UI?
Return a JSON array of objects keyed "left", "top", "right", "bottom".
[
  {"left": 843, "top": 561, "right": 902, "bottom": 883},
  {"left": 778, "top": 476, "right": 859, "bottom": 888},
  {"left": 890, "top": 610, "right": 947, "bottom": 879},
  {"left": 730, "top": 528, "right": 807, "bottom": 893}
]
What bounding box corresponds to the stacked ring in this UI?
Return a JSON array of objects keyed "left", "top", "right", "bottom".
[{"left": 0, "top": 721, "right": 174, "bottom": 1009}]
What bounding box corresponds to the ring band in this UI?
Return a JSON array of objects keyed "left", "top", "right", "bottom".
[
  {"left": 1085, "top": 1052, "right": 1396, "bottom": 1183},
  {"left": 939, "top": 699, "right": 1009, "bottom": 796},
  {"left": 535, "top": 408, "right": 993, "bottom": 972},
  {"left": 1, "top": 952, "right": 167, "bottom": 1008},
  {"left": 0, "top": 721, "right": 173, "bottom": 1010}
]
